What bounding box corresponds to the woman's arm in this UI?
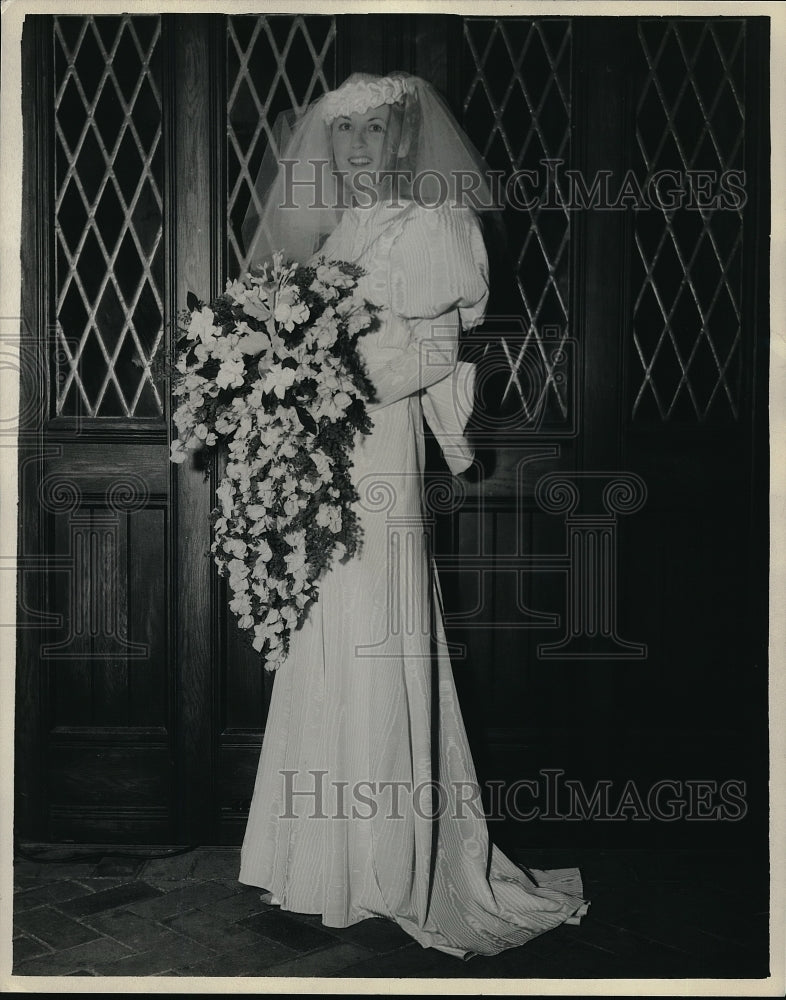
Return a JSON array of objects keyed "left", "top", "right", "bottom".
[
  {"left": 365, "top": 310, "right": 460, "bottom": 413},
  {"left": 366, "top": 203, "right": 488, "bottom": 413}
]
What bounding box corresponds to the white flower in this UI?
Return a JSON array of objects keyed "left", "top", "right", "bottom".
[
  {"left": 283, "top": 495, "right": 300, "bottom": 517},
  {"left": 264, "top": 607, "right": 284, "bottom": 632},
  {"left": 223, "top": 537, "right": 247, "bottom": 559},
  {"left": 254, "top": 539, "right": 273, "bottom": 565},
  {"left": 216, "top": 479, "right": 235, "bottom": 516},
  {"left": 169, "top": 438, "right": 190, "bottom": 464},
  {"left": 316, "top": 263, "right": 353, "bottom": 287},
  {"left": 255, "top": 484, "right": 276, "bottom": 505},
  {"left": 246, "top": 503, "right": 269, "bottom": 522},
  {"left": 225, "top": 277, "right": 248, "bottom": 301},
  {"left": 216, "top": 357, "right": 246, "bottom": 390},
  {"left": 228, "top": 562, "right": 250, "bottom": 592},
  {"left": 188, "top": 306, "right": 217, "bottom": 343},
  {"left": 210, "top": 335, "right": 239, "bottom": 363},
  {"left": 215, "top": 412, "right": 238, "bottom": 435},
  {"left": 335, "top": 296, "right": 355, "bottom": 316},
  {"left": 236, "top": 323, "right": 270, "bottom": 356},
  {"left": 333, "top": 391, "right": 353, "bottom": 412},
  {"left": 274, "top": 299, "right": 310, "bottom": 331},
  {"left": 184, "top": 372, "right": 208, "bottom": 392},
  {"left": 280, "top": 605, "right": 298, "bottom": 626},
  {"left": 311, "top": 451, "right": 333, "bottom": 478},
  {"left": 261, "top": 364, "right": 296, "bottom": 398},
  {"left": 240, "top": 288, "right": 273, "bottom": 322},
  {"left": 230, "top": 592, "right": 252, "bottom": 616},
  {"left": 348, "top": 310, "right": 371, "bottom": 335},
  {"left": 316, "top": 504, "right": 342, "bottom": 533}
]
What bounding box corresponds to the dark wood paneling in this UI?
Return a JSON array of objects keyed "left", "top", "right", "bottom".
[
  {"left": 128, "top": 506, "right": 169, "bottom": 726},
  {"left": 49, "top": 808, "right": 172, "bottom": 843},
  {"left": 15, "top": 13, "right": 53, "bottom": 841},
  {"left": 223, "top": 608, "right": 267, "bottom": 731},
  {"left": 49, "top": 743, "right": 171, "bottom": 805},
  {"left": 172, "top": 14, "right": 223, "bottom": 842}
]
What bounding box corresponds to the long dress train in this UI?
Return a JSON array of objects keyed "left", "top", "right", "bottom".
[{"left": 239, "top": 198, "right": 589, "bottom": 960}]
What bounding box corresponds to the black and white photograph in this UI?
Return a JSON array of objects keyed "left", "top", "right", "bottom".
[{"left": 1, "top": 0, "right": 783, "bottom": 991}]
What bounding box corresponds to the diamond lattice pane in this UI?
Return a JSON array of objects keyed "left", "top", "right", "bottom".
[
  {"left": 53, "top": 14, "right": 165, "bottom": 418},
  {"left": 462, "top": 18, "right": 572, "bottom": 428},
  {"left": 631, "top": 19, "right": 745, "bottom": 422},
  {"left": 227, "top": 14, "right": 336, "bottom": 277}
]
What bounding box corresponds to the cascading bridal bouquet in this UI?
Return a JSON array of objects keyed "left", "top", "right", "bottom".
[{"left": 168, "top": 252, "right": 380, "bottom": 669}]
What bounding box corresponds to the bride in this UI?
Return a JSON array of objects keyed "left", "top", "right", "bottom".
[{"left": 238, "top": 71, "right": 589, "bottom": 961}]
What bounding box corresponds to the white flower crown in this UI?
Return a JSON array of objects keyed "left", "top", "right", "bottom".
[{"left": 321, "top": 76, "right": 415, "bottom": 124}]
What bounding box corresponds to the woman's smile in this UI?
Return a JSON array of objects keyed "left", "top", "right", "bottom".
[{"left": 330, "top": 103, "right": 402, "bottom": 199}]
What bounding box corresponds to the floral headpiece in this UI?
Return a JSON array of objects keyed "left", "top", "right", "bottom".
[{"left": 320, "top": 75, "right": 415, "bottom": 124}]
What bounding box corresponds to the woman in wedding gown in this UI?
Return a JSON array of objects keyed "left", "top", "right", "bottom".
[{"left": 238, "top": 71, "right": 589, "bottom": 961}]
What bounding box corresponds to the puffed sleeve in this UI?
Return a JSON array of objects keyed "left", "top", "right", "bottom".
[
  {"left": 366, "top": 203, "right": 489, "bottom": 414},
  {"left": 388, "top": 201, "right": 490, "bottom": 329}
]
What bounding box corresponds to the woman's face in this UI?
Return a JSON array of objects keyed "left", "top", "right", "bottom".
[{"left": 330, "top": 103, "right": 403, "bottom": 200}]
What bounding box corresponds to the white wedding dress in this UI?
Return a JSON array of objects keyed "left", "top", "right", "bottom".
[{"left": 238, "top": 198, "right": 589, "bottom": 960}]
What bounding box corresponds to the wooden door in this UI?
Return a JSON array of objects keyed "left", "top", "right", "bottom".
[
  {"left": 16, "top": 12, "right": 768, "bottom": 850},
  {"left": 439, "top": 15, "right": 769, "bottom": 853},
  {"left": 17, "top": 13, "right": 177, "bottom": 843}
]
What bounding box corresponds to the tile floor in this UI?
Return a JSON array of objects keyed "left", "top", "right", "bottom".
[{"left": 10, "top": 846, "right": 770, "bottom": 980}]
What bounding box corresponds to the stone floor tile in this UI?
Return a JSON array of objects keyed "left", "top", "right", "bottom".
[
  {"left": 135, "top": 874, "right": 193, "bottom": 892},
  {"left": 163, "top": 907, "right": 262, "bottom": 953},
  {"left": 68, "top": 876, "right": 127, "bottom": 892},
  {"left": 80, "top": 907, "right": 194, "bottom": 951},
  {"left": 126, "top": 879, "right": 240, "bottom": 920},
  {"left": 13, "top": 879, "right": 94, "bottom": 913},
  {"left": 577, "top": 883, "right": 642, "bottom": 925},
  {"left": 239, "top": 909, "right": 342, "bottom": 953},
  {"left": 92, "top": 933, "right": 213, "bottom": 977},
  {"left": 14, "top": 936, "right": 133, "bottom": 976},
  {"left": 331, "top": 942, "right": 467, "bottom": 978},
  {"left": 326, "top": 915, "right": 417, "bottom": 953},
  {"left": 14, "top": 905, "right": 102, "bottom": 950},
  {"left": 58, "top": 880, "right": 164, "bottom": 917},
  {"left": 599, "top": 900, "right": 759, "bottom": 972},
  {"left": 564, "top": 924, "right": 734, "bottom": 978},
  {"left": 10, "top": 847, "right": 768, "bottom": 980},
  {"left": 14, "top": 875, "right": 44, "bottom": 893},
  {"left": 189, "top": 848, "right": 242, "bottom": 881},
  {"left": 173, "top": 938, "right": 298, "bottom": 976},
  {"left": 13, "top": 934, "right": 52, "bottom": 965},
  {"left": 262, "top": 942, "right": 377, "bottom": 977},
  {"left": 194, "top": 887, "right": 276, "bottom": 923}
]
